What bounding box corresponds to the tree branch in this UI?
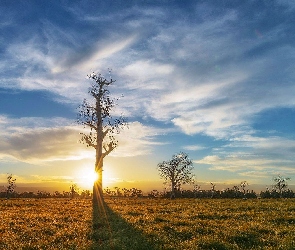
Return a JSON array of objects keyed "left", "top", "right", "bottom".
[
  {"left": 80, "top": 134, "right": 97, "bottom": 148},
  {"left": 103, "top": 141, "right": 116, "bottom": 158},
  {"left": 82, "top": 121, "right": 97, "bottom": 131},
  {"left": 102, "top": 128, "right": 110, "bottom": 139}
]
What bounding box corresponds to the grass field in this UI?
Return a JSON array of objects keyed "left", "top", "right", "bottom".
[{"left": 1, "top": 198, "right": 295, "bottom": 249}]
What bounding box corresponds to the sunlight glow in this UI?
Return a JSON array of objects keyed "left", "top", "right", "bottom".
[
  {"left": 74, "top": 165, "right": 117, "bottom": 190},
  {"left": 75, "top": 167, "right": 98, "bottom": 189}
]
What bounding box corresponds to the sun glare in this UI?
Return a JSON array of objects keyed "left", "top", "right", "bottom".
[
  {"left": 75, "top": 167, "right": 98, "bottom": 189},
  {"left": 84, "top": 169, "right": 98, "bottom": 183},
  {"left": 74, "top": 165, "right": 116, "bottom": 190}
]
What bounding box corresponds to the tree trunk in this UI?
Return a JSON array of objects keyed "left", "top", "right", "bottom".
[
  {"left": 93, "top": 181, "right": 103, "bottom": 204},
  {"left": 93, "top": 155, "right": 104, "bottom": 208},
  {"left": 93, "top": 100, "right": 104, "bottom": 208},
  {"left": 170, "top": 182, "right": 175, "bottom": 199},
  {"left": 93, "top": 167, "right": 103, "bottom": 198}
]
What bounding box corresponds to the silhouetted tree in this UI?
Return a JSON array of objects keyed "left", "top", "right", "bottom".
[
  {"left": 148, "top": 190, "right": 160, "bottom": 198},
  {"left": 193, "top": 184, "right": 201, "bottom": 198},
  {"left": 240, "top": 181, "right": 249, "bottom": 196},
  {"left": 104, "top": 187, "right": 113, "bottom": 196},
  {"left": 80, "top": 189, "right": 91, "bottom": 199},
  {"left": 157, "top": 152, "right": 194, "bottom": 198},
  {"left": 70, "top": 183, "right": 79, "bottom": 199},
  {"left": 6, "top": 174, "right": 16, "bottom": 199},
  {"left": 210, "top": 182, "right": 216, "bottom": 198},
  {"left": 130, "top": 188, "right": 143, "bottom": 197},
  {"left": 273, "top": 175, "right": 290, "bottom": 198},
  {"left": 232, "top": 185, "right": 241, "bottom": 198},
  {"left": 53, "top": 191, "right": 63, "bottom": 198},
  {"left": 36, "top": 190, "right": 51, "bottom": 198},
  {"left": 114, "top": 187, "right": 122, "bottom": 196},
  {"left": 78, "top": 72, "right": 127, "bottom": 206}
]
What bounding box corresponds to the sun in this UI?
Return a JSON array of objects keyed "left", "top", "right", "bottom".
[
  {"left": 83, "top": 169, "right": 98, "bottom": 183},
  {"left": 74, "top": 165, "right": 116, "bottom": 189},
  {"left": 75, "top": 167, "right": 98, "bottom": 189}
]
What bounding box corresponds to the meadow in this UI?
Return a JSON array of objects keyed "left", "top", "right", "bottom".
[{"left": 1, "top": 198, "right": 295, "bottom": 249}]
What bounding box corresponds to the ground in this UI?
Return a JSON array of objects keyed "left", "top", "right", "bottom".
[{"left": 1, "top": 198, "right": 295, "bottom": 249}]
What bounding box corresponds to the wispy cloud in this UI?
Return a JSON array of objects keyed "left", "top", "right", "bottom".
[
  {"left": 52, "top": 35, "right": 138, "bottom": 74},
  {"left": 183, "top": 145, "right": 207, "bottom": 151},
  {"left": 30, "top": 175, "right": 74, "bottom": 183},
  {"left": 0, "top": 125, "right": 84, "bottom": 162},
  {"left": 196, "top": 134, "right": 295, "bottom": 178},
  {"left": 0, "top": 116, "right": 167, "bottom": 162},
  {"left": 112, "top": 121, "right": 169, "bottom": 157}
]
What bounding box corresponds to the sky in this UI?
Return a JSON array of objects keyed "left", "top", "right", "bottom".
[{"left": 1, "top": 0, "right": 295, "bottom": 192}]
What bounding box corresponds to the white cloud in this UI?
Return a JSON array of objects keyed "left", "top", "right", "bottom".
[
  {"left": 183, "top": 145, "right": 207, "bottom": 151},
  {"left": 120, "top": 59, "right": 174, "bottom": 90},
  {"left": 111, "top": 121, "right": 169, "bottom": 157},
  {"left": 0, "top": 116, "right": 74, "bottom": 134},
  {"left": 195, "top": 133, "right": 295, "bottom": 179},
  {"left": 227, "top": 135, "right": 295, "bottom": 160},
  {"left": 0, "top": 124, "right": 86, "bottom": 162},
  {"left": 52, "top": 35, "right": 138, "bottom": 74},
  {"left": 0, "top": 115, "right": 168, "bottom": 162},
  {"left": 195, "top": 154, "right": 293, "bottom": 174}
]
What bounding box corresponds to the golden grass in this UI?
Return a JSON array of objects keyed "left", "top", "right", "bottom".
[
  {"left": 1, "top": 198, "right": 295, "bottom": 249},
  {"left": 0, "top": 199, "right": 92, "bottom": 249},
  {"left": 106, "top": 198, "right": 295, "bottom": 249}
]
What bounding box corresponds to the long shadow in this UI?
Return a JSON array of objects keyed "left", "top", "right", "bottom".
[{"left": 92, "top": 199, "right": 159, "bottom": 250}]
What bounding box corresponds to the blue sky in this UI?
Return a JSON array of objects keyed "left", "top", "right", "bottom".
[{"left": 1, "top": 0, "right": 295, "bottom": 192}]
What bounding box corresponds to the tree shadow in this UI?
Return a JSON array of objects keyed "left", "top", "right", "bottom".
[{"left": 91, "top": 200, "right": 159, "bottom": 250}]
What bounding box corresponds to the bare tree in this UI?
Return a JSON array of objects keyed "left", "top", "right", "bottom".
[
  {"left": 157, "top": 152, "right": 194, "bottom": 198},
  {"left": 78, "top": 72, "right": 126, "bottom": 205},
  {"left": 240, "top": 180, "right": 249, "bottom": 196},
  {"left": 69, "top": 183, "right": 79, "bottom": 199},
  {"left": 210, "top": 182, "right": 216, "bottom": 198},
  {"left": 6, "top": 174, "right": 16, "bottom": 199},
  {"left": 273, "top": 174, "right": 290, "bottom": 198}
]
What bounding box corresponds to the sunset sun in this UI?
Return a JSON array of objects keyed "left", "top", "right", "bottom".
[
  {"left": 83, "top": 169, "right": 98, "bottom": 184},
  {"left": 75, "top": 167, "right": 98, "bottom": 189}
]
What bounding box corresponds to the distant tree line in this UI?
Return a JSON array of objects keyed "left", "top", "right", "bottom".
[
  {"left": 0, "top": 189, "right": 92, "bottom": 199},
  {"left": 1, "top": 173, "right": 293, "bottom": 199},
  {"left": 1, "top": 185, "right": 295, "bottom": 199},
  {"left": 102, "top": 186, "right": 294, "bottom": 199},
  {"left": 104, "top": 187, "right": 143, "bottom": 197},
  {"left": 0, "top": 177, "right": 92, "bottom": 199}
]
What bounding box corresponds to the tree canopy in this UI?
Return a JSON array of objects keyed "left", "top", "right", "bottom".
[{"left": 158, "top": 152, "right": 194, "bottom": 198}]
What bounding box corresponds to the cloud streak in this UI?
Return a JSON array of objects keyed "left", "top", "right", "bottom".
[{"left": 0, "top": 116, "right": 166, "bottom": 163}]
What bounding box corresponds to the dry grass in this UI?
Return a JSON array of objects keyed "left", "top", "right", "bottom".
[
  {"left": 1, "top": 198, "right": 295, "bottom": 249},
  {"left": 105, "top": 198, "right": 295, "bottom": 249},
  {"left": 0, "top": 199, "right": 92, "bottom": 249}
]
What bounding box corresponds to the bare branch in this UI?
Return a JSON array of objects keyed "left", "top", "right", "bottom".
[
  {"left": 102, "top": 128, "right": 110, "bottom": 139},
  {"left": 103, "top": 141, "right": 117, "bottom": 158},
  {"left": 80, "top": 133, "right": 96, "bottom": 148}
]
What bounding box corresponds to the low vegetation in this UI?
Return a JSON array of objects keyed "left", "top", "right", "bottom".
[
  {"left": 0, "top": 199, "right": 92, "bottom": 249},
  {"left": 102, "top": 198, "right": 295, "bottom": 250},
  {"left": 1, "top": 198, "right": 295, "bottom": 249},
  {"left": 2, "top": 186, "right": 295, "bottom": 199}
]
